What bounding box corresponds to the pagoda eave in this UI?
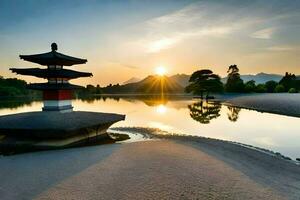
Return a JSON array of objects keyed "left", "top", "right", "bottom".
[
  {"left": 19, "top": 51, "right": 87, "bottom": 66},
  {"left": 10, "top": 68, "right": 93, "bottom": 79},
  {"left": 27, "top": 83, "right": 84, "bottom": 90}
]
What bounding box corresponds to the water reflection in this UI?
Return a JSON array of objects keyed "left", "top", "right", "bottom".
[
  {"left": 227, "top": 106, "right": 241, "bottom": 122},
  {"left": 79, "top": 95, "right": 120, "bottom": 103},
  {"left": 156, "top": 104, "right": 167, "bottom": 114},
  {"left": 78, "top": 95, "right": 176, "bottom": 107},
  {"left": 188, "top": 101, "right": 221, "bottom": 124},
  {"left": 1, "top": 95, "right": 300, "bottom": 159},
  {"left": 0, "top": 98, "right": 38, "bottom": 110}
]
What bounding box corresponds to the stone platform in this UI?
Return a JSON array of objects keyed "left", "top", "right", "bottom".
[{"left": 0, "top": 111, "right": 125, "bottom": 139}]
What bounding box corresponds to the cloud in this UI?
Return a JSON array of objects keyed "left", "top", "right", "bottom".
[
  {"left": 145, "top": 26, "right": 233, "bottom": 53},
  {"left": 251, "top": 28, "right": 275, "bottom": 39},
  {"left": 132, "top": 1, "right": 293, "bottom": 53},
  {"left": 138, "top": 2, "right": 245, "bottom": 53},
  {"left": 106, "top": 61, "right": 139, "bottom": 69},
  {"left": 266, "top": 45, "right": 295, "bottom": 51},
  {"left": 110, "top": 0, "right": 300, "bottom": 58}
]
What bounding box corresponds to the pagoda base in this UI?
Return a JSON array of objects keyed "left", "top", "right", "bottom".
[
  {"left": 0, "top": 111, "right": 125, "bottom": 154},
  {"left": 42, "top": 100, "right": 73, "bottom": 112},
  {"left": 0, "top": 111, "right": 125, "bottom": 138},
  {"left": 0, "top": 131, "right": 115, "bottom": 155}
]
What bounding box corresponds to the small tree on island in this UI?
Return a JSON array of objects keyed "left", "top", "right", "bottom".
[
  {"left": 185, "top": 69, "right": 223, "bottom": 99},
  {"left": 225, "top": 64, "right": 244, "bottom": 92}
]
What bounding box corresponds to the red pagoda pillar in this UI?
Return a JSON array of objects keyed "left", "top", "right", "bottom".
[{"left": 10, "top": 43, "right": 92, "bottom": 112}]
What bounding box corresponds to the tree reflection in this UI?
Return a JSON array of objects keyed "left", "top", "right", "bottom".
[
  {"left": 78, "top": 95, "right": 120, "bottom": 103},
  {"left": 0, "top": 98, "right": 36, "bottom": 110},
  {"left": 188, "top": 101, "right": 221, "bottom": 124},
  {"left": 227, "top": 106, "right": 241, "bottom": 122}
]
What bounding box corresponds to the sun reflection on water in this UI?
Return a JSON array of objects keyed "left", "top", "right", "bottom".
[{"left": 156, "top": 104, "right": 167, "bottom": 114}]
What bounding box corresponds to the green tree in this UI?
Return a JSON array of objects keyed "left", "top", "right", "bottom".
[
  {"left": 265, "top": 81, "right": 278, "bottom": 93},
  {"left": 279, "top": 72, "right": 299, "bottom": 91},
  {"left": 255, "top": 84, "right": 267, "bottom": 93},
  {"left": 244, "top": 80, "right": 256, "bottom": 93},
  {"left": 275, "top": 84, "right": 285, "bottom": 93},
  {"left": 225, "top": 64, "right": 244, "bottom": 92},
  {"left": 185, "top": 69, "right": 223, "bottom": 99},
  {"left": 0, "top": 77, "right": 28, "bottom": 97},
  {"left": 288, "top": 88, "right": 298, "bottom": 93}
]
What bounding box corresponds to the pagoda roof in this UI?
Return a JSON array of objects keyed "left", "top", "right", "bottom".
[
  {"left": 19, "top": 43, "right": 87, "bottom": 66},
  {"left": 27, "top": 83, "right": 84, "bottom": 90},
  {"left": 10, "top": 68, "right": 93, "bottom": 79}
]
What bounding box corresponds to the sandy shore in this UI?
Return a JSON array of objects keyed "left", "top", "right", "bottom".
[
  {"left": 1, "top": 133, "right": 300, "bottom": 200},
  {"left": 221, "top": 93, "right": 300, "bottom": 118}
]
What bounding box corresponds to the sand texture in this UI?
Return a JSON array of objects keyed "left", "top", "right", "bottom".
[{"left": 1, "top": 138, "right": 299, "bottom": 200}]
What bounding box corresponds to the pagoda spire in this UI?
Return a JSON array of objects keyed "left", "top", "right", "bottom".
[{"left": 51, "top": 42, "right": 58, "bottom": 51}]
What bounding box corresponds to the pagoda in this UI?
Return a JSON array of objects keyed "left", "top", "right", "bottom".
[
  {"left": 10, "top": 43, "right": 92, "bottom": 112},
  {"left": 0, "top": 43, "right": 125, "bottom": 153}
]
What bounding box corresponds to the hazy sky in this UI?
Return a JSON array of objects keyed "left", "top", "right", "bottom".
[{"left": 1, "top": 0, "right": 300, "bottom": 86}]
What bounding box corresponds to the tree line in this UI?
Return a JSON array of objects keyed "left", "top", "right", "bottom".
[
  {"left": 0, "top": 76, "right": 33, "bottom": 97},
  {"left": 185, "top": 64, "right": 300, "bottom": 99}
]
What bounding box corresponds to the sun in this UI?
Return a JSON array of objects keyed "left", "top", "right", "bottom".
[{"left": 155, "top": 66, "right": 167, "bottom": 76}]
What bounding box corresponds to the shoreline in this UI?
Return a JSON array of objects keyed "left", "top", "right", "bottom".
[
  {"left": 110, "top": 127, "right": 299, "bottom": 163},
  {"left": 214, "top": 93, "right": 300, "bottom": 118},
  {"left": 1, "top": 127, "right": 300, "bottom": 199},
  {"left": 110, "top": 127, "right": 300, "bottom": 199}
]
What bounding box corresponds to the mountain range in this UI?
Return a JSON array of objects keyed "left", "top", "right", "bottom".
[
  {"left": 110, "top": 72, "right": 284, "bottom": 94},
  {"left": 103, "top": 75, "right": 184, "bottom": 94},
  {"left": 221, "top": 73, "right": 283, "bottom": 84},
  {"left": 124, "top": 73, "right": 284, "bottom": 87},
  {"left": 123, "top": 77, "right": 141, "bottom": 85}
]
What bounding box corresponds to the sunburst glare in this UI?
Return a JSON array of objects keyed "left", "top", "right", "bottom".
[{"left": 155, "top": 66, "right": 167, "bottom": 76}]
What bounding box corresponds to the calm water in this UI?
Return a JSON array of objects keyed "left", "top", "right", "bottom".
[{"left": 1, "top": 96, "right": 300, "bottom": 159}]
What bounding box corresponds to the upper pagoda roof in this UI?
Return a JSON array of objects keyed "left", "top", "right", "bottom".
[
  {"left": 19, "top": 43, "right": 87, "bottom": 66},
  {"left": 27, "top": 83, "right": 84, "bottom": 90},
  {"left": 10, "top": 68, "right": 93, "bottom": 79}
]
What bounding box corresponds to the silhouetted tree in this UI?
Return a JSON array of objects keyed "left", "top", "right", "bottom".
[
  {"left": 244, "top": 80, "right": 256, "bottom": 93},
  {"left": 185, "top": 69, "right": 223, "bottom": 99},
  {"left": 95, "top": 84, "right": 102, "bottom": 94},
  {"left": 188, "top": 101, "right": 221, "bottom": 124},
  {"left": 265, "top": 80, "right": 278, "bottom": 93},
  {"left": 279, "top": 72, "right": 299, "bottom": 91},
  {"left": 225, "top": 65, "right": 244, "bottom": 92}
]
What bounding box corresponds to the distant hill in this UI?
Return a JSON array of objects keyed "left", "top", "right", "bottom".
[
  {"left": 169, "top": 74, "right": 190, "bottom": 87},
  {"left": 102, "top": 72, "right": 284, "bottom": 94},
  {"left": 221, "top": 73, "right": 283, "bottom": 84},
  {"left": 102, "top": 75, "right": 184, "bottom": 94},
  {"left": 123, "top": 77, "right": 141, "bottom": 85},
  {"left": 169, "top": 72, "right": 283, "bottom": 87}
]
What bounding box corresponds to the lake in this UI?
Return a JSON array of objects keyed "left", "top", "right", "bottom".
[{"left": 0, "top": 95, "right": 299, "bottom": 159}]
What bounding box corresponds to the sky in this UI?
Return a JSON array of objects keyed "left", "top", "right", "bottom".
[{"left": 1, "top": 0, "right": 300, "bottom": 86}]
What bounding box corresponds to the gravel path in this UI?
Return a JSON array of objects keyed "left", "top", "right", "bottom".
[
  {"left": 1, "top": 137, "right": 299, "bottom": 200},
  {"left": 35, "top": 140, "right": 284, "bottom": 200}
]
